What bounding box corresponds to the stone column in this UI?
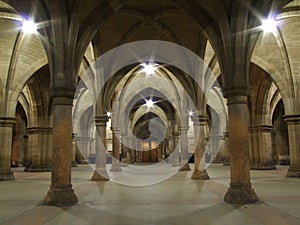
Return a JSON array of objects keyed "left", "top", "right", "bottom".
[
  {"left": 110, "top": 127, "right": 121, "bottom": 171},
  {"left": 224, "top": 96, "right": 258, "bottom": 204},
  {"left": 171, "top": 132, "right": 180, "bottom": 166},
  {"left": 75, "top": 137, "right": 87, "bottom": 164},
  {"left": 76, "top": 136, "right": 90, "bottom": 160},
  {"left": 25, "top": 127, "right": 52, "bottom": 172},
  {"left": 248, "top": 126, "right": 258, "bottom": 169},
  {"left": 71, "top": 134, "right": 77, "bottom": 167},
  {"left": 44, "top": 94, "right": 78, "bottom": 205},
  {"left": 285, "top": 115, "right": 300, "bottom": 177},
  {"left": 91, "top": 116, "right": 109, "bottom": 180},
  {"left": 122, "top": 135, "right": 131, "bottom": 163},
  {"left": 23, "top": 134, "right": 29, "bottom": 166},
  {"left": 46, "top": 131, "right": 53, "bottom": 171},
  {"left": 191, "top": 116, "right": 209, "bottom": 179},
  {"left": 223, "top": 131, "right": 230, "bottom": 166},
  {"left": 179, "top": 127, "right": 191, "bottom": 171},
  {"left": 256, "top": 125, "right": 276, "bottom": 169},
  {"left": 0, "top": 117, "right": 15, "bottom": 181}
]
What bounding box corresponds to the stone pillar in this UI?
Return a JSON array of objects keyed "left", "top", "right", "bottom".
[
  {"left": 46, "top": 131, "right": 53, "bottom": 171},
  {"left": 44, "top": 95, "right": 78, "bottom": 205},
  {"left": 76, "top": 136, "right": 90, "bottom": 161},
  {"left": 71, "top": 134, "right": 77, "bottom": 167},
  {"left": 110, "top": 127, "right": 121, "bottom": 171},
  {"left": 223, "top": 131, "right": 230, "bottom": 166},
  {"left": 75, "top": 137, "right": 87, "bottom": 164},
  {"left": 23, "top": 134, "right": 29, "bottom": 166},
  {"left": 179, "top": 127, "right": 191, "bottom": 171},
  {"left": 224, "top": 96, "right": 258, "bottom": 204},
  {"left": 122, "top": 136, "right": 131, "bottom": 163},
  {"left": 212, "top": 135, "right": 225, "bottom": 163},
  {"left": 91, "top": 116, "right": 109, "bottom": 180},
  {"left": 249, "top": 126, "right": 259, "bottom": 169},
  {"left": 285, "top": 115, "right": 300, "bottom": 177},
  {"left": 0, "top": 117, "right": 15, "bottom": 181},
  {"left": 256, "top": 125, "right": 276, "bottom": 170},
  {"left": 191, "top": 116, "right": 209, "bottom": 179},
  {"left": 25, "top": 127, "right": 52, "bottom": 172},
  {"left": 171, "top": 132, "right": 180, "bottom": 166}
]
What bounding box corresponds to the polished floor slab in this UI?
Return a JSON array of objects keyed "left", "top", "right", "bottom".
[{"left": 0, "top": 164, "right": 300, "bottom": 225}]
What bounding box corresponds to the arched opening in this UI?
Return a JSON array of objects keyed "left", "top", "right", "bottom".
[
  {"left": 11, "top": 103, "right": 28, "bottom": 167},
  {"left": 272, "top": 100, "right": 289, "bottom": 165}
]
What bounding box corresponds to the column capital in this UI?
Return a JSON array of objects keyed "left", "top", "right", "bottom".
[
  {"left": 222, "top": 87, "right": 251, "bottom": 98},
  {"left": 256, "top": 125, "right": 273, "bottom": 133},
  {"left": 51, "top": 87, "right": 75, "bottom": 106},
  {"left": 27, "top": 127, "right": 53, "bottom": 134},
  {"left": 284, "top": 114, "right": 300, "bottom": 124},
  {"left": 0, "top": 117, "right": 16, "bottom": 127},
  {"left": 191, "top": 115, "right": 208, "bottom": 125},
  {"left": 226, "top": 95, "right": 248, "bottom": 105},
  {"left": 179, "top": 126, "right": 189, "bottom": 132},
  {"left": 75, "top": 136, "right": 91, "bottom": 141},
  {"left": 111, "top": 126, "right": 121, "bottom": 133},
  {"left": 94, "top": 115, "right": 109, "bottom": 126},
  {"left": 172, "top": 131, "right": 180, "bottom": 137}
]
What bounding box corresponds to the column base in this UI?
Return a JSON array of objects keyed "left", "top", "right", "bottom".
[
  {"left": 179, "top": 163, "right": 191, "bottom": 171},
  {"left": 224, "top": 184, "right": 259, "bottom": 205},
  {"left": 251, "top": 164, "right": 276, "bottom": 170},
  {"left": 44, "top": 186, "right": 78, "bottom": 206},
  {"left": 91, "top": 171, "right": 109, "bottom": 181},
  {"left": 191, "top": 170, "right": 209, "bottom": 180},
  {"left": 71, "top": 161, "right": 78, "bottom": 167},
  {"left": 24, "top": 165, "right": 44, "bottom": 172},
  {"left": 76, "top": 160, "right": 88, "bottom": 164},
  {"left": 24, "top": 164, "right": 52, "bottom": 172},
  {"left": 110, "top": 164, "right": 122, "bottom": 172},
  {"left": 286, "top": 167, "right": 300, "bottom": 177},
  {"left": 0, "top": 170, "right": 15, "bottom": 181},
  {"left": 278, "top": 159, "right": 290, "bottom": 165},
  {"left": 223, "top": 158, "right": 230, "bottom": 166}
]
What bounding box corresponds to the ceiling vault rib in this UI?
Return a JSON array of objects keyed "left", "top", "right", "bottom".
[
  {"left": 4, "top": 30, "right": 24, "bottom": 114},
  {"left": 276, "top": 28, "right": 295, "bottom": 98}
]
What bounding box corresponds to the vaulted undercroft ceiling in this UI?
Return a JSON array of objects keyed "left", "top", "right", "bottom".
[{"left": 0, "top": 0, "right": 299, "bottom": 133}]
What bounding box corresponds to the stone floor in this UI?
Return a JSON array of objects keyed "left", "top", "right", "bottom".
[{"left": 0, "top": 163, "right": 300, "bottom": 225}]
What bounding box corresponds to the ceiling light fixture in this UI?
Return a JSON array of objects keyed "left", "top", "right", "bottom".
[
  {"left": 142, "top": 63, "right": 156, "bottom": 75},
  {"left": 261, "top": 18, "right": 278, "bottom": 33},
  {"left": 22, "top": 20, "right": 37, "bottom": 34},
  {"left": 145, "top": 99, "right": 155, "bottom": 108}
]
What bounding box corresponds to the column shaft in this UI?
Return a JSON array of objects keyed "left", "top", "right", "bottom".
[
  {"left": 110, "top": 128, "right": 121, "bottom": 171},
  {"left": 191, "top": 116, "right": 209, "bottom": 179},
  {"left": 179, "top": 127, "right": 191, "bottom": 171},
  {"left": 92, "top": 116, "right": 109, "bottom": 180},
  {"left": 223, "top": 132, "right": 230, "bottom": 166},
  {"left": 285, "top": 115, "right": 300, "bottom": 177},
  {"left": 44, "top": 99, "right": 77, "bottom": 205},
  {"left": 0, "top": 117, "right": 15, "bottom": 181},
  {"left": 224, "top": 96, "right": 258, "bottom": 204},
  {"left": 257, "top": 126, "right": 276, "bottom": 169}
]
